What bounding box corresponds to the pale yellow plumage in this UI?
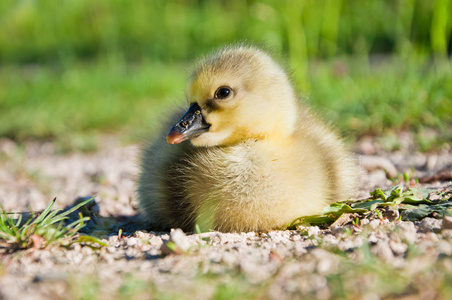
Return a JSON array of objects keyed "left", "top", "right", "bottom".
[{"left": 138, "top": 45, "right": 356, "bottom": 232}]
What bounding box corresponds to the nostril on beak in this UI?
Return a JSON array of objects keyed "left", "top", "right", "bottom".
[{"left": 181, "top": 121, "right": 189, "bottom": 128}]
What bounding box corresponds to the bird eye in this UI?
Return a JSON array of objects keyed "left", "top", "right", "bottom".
[{"left": 214, "top": 86, "right": 232, "bottom": 99}]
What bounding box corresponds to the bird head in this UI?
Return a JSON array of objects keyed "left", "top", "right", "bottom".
[{"left": 167, "top": 46, "right": 298, "bottom": 147}]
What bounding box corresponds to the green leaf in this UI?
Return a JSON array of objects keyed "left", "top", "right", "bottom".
[
  {"left": 76, "top": 235, "right": 108, "bottom": 247},
  {"left": 410, "top": 187, "right": 430, "bottom": 198},
  {"left": 321, "top": 203, "right": 368, "bottom": 216},
  {"left": 287, "top": 186, "right": 452, "bottom": 229},
  {"left": 370, "top": 188, "right": 387, "bottom": 200},
  {"left": 401, "top": 201, "right": 452, "bottom": 221},
  {"left": 352, "top": 199, "right": 385, "bottom": 210}
]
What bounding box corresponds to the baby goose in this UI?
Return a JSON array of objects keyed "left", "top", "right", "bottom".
[{"left": 138, "top": 45, "right": 356, "bottom": 232}]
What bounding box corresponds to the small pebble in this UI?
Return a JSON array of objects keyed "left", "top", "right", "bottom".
[
  {"left": 170, "top": 228, "right": 191, "bottom": 252},
  {"left": 81, "top": 246, "right": 93, "bottom": 256},
  {"left": 397, "top": 222, "right": 417, "bottom": 244},
  {"left": 442, "top": 216, "right": 452, "bottom": 230},
  {"left": 126, "top": 238, "right": 138, "bottom": 247},
  {"left": 419, "top": 218, "right": 442, "bottom": 232},
  {"left": 369, "top": 219, "right": 381, "bottom": 229},
  {"left": 307, "top": 226, "right": 320, "bottom": 236}
]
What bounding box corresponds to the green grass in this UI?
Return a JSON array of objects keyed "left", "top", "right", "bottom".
[
  {"left": 0, "top": 59, "right": 187, "bottom": 144},
  {"left": 307, "top": 57, "right": 452, "bottom": 144},
  {"left": 0, "top": 197, "right": 92, "bottom": 250},
  {"left": 0, "top": 56, "right": 450, "bottom": 151},
  {"left": 0, "top": 0, "right": 450, "bottom": 65},
  {"left": 0, "top": 1, "right": 451, "bottom": 150}
]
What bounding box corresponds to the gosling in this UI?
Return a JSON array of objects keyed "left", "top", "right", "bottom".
[{"left": 138, "top": 45, "right": 356, "bottom": 232}]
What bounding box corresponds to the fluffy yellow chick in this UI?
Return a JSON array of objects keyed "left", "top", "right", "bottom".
[{"left": 138, "top": 45, "right": 356, "bottom": 232}]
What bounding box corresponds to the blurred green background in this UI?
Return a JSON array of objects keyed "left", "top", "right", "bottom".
[{"left": 0, "top": 0, "right": 451, "bottom": 152}]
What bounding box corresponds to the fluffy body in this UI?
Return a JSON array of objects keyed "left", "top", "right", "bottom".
[{"left": 138, "top": 45, "right": 356, "bottom": 232}]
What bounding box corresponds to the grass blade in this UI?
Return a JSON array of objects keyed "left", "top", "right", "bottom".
[{"left": 33, "top": 198, "right": 57, "bottom": 224}]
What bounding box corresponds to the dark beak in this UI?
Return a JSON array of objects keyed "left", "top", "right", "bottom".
[{"left": 167, "top": 103, "right": 210, "bottom": 144}]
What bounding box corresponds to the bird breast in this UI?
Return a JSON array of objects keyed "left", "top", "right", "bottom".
[{"left": 185, "top": 141, "right": 277, "bottom": 204}]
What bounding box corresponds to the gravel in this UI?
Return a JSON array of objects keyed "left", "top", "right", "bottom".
[{"left": 0, "top": 137, "right": 451, "bottom": 299}]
